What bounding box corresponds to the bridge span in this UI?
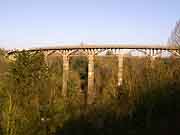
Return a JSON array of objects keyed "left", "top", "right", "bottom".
[{"left": 8, "top": 44, "right": 180, "bottom": 102}]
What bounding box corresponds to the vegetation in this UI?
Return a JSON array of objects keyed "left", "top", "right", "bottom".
[
  {"left": 168, "top": 19, "right": 180, "bottom": 47},
  {"left": 1, "top": 50, "right": 180, "bottom": 135}
]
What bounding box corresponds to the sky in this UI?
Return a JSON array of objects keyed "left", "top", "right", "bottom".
[{"left": 0, "top": 0, "right": 179, "bottom": 49}]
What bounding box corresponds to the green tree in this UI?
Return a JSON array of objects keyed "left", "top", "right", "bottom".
[
  {"left": 168, "top": 19, "right": 180, "bottom": 47},
  {"left": 1, "top": 51, "right": 49, "bottom": 135}
]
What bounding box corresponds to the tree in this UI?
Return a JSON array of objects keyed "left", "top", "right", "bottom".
[
  {"left": 0, "top": 51, "right": 49, "bottom": 135},
  {"left": 0, "top": 49, "right": 8, "bottom": 135},
  {"left": 168, "top": 19, "right": 180, "bottom": 47},
  {"left": 0, "top": 49, "right": 7, "bottom": 73}
]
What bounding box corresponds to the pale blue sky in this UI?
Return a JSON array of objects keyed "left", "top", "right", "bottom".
[{"left": 0, "top": 0, "right": 179, "bottom": 48}]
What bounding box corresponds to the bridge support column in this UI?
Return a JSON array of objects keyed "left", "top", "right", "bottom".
[
  {"left": 118, "top": 54, "right": 124, "bottom": 87},
  {"left": 62, "top": 55, "right": 69, "bottom": 97},
  {"left": 44, "top": 52, "right": 48, "bottom": 64},
  {"left": 88, "top": 55, "right": 95, "bottom": 103}
]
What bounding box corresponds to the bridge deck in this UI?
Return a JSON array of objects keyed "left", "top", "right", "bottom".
[{"left": 8, "top": 44, "right": 179, "bottom": 54}]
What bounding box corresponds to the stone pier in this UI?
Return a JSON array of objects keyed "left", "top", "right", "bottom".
[
  {"left": 88, "top": 54, "right": 95, "bottom": 102},
  {"left": 118, "top": 54, "right": 124, "bottom": 87},
  {"left": 62, "top": 55, "right": 69, "bottom": 97},
  {"left": 44, "top": 52, "right": 49, "bottom": 65}
]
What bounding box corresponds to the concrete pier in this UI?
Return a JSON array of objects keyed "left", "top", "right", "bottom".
[
  {"left": 88, "top": 54, "right": 95, "bottom": 102},
  {"left": 62, "top": 55, "right": 69, "bottom": 97},
  {"left": 118, "top": 54, "right": 124, "bottom": 86}
]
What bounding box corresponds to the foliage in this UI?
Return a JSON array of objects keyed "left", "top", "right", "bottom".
[
  {"left": 168, "top": 19, "right": 180, "bottom": 47},
  {"left": 1, "top": 52, "right": 180, "bottom": 135},
  {"left": 0, "top": 51, "right": 49, "bottom": 135}
]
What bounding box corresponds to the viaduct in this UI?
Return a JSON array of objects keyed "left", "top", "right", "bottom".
[{"left": 8, "top": 44, "right": 180, "bottom": 101}]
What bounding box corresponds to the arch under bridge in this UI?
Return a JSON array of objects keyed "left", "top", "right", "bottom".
[{"left": 8, "top": 44, "right": 180, "bottom": 101}]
